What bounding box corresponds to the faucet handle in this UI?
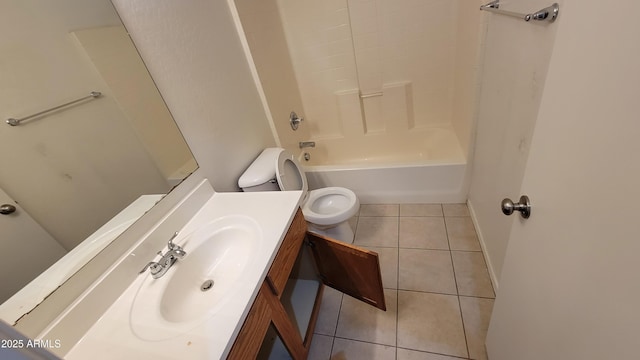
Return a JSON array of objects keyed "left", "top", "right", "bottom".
[
  {"left": 167, "top": 231, "right": 181, "bottom": 250},
  {"left": 139, "top": 261, "right": 162, "bottom": 275}
]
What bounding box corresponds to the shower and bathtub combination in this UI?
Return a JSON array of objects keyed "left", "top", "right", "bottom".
[{"left": 232, "top": 0, "right": 483, "bottom": 203}]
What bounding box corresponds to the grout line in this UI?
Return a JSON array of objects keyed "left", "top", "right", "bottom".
[
  {"left": 444, "top": 206, "right": 471, "bottom": 359},
  {"left": 396, "top": 346, "right": 471, "bottom": 359},
  {"left": 396, "top": 211, "right": 400, "bottom": 352},
  {"left": 329, "top": 335, "right": 336, "bottom": 359},
  {"left": 397, "top": 288, "right": 458, "bottom": 297},
  {"left": 332, "top": 335, "right": 396, "bottom": 350},
  {"left": 459, "top": 294, "right": 496, "bottom": 300}
]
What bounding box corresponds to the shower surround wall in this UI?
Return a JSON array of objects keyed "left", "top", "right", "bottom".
[
  {"left": 235, "top": 0, "right": 482, "bottom": 158},
  {"left": 233, "top": 0, "right": 483, "bottom": 202},
  {"left": 281, "top": 0, "right": 453, "bottom": 137}
]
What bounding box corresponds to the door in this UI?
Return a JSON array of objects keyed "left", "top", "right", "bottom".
[
  {"left": 0, "top": 187, "right": 66, "bottom": 303},
  {"left": 486, "top": 2, "right": 640, "bottom": 359},
  {"left": 307, "top": 232, "right": 386, "bottom": 311}
]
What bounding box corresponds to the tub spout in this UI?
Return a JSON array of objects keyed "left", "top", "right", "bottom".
[{"left": 299, "top": 141, "right": 315, "bottom": 149}]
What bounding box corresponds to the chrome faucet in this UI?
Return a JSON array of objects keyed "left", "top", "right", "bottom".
[
  {"left": 299, "top": 141, "right": 315, "bottom": 149},
  {"left": 139, "top": 232, "right": 187, "bottom": 279}
]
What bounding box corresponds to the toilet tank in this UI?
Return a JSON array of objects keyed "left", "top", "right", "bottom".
[{"left": 238, "top": 148, "right": 283, "bottom": 192}]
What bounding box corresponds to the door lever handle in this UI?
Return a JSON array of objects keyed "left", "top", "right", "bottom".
[
  {"left": 0, "top": 204, "right": 16, "bottom": 215},
  {"left": 501, "top": 195, "right": 531, "bottom": 219}
]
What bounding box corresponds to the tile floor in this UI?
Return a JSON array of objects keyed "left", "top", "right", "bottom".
[{"left": 308, "top": 204, "right": 495, "bottom": 360}]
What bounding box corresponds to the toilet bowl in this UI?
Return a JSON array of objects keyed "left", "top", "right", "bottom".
[{"left": 238, "top": 148, "right": 359, "bottom": 243}]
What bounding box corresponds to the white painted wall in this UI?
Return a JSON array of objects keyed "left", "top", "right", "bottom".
[
  {"left": 112, "top": 0, "right": 277, "bottom": 192},
  {"left": 232, "top": 0, "right": 310, "bottom": 154},
  {"left": 452, "top": 0, "right": 485, "bottom": 157},
  {"left": 467, "top": 0, "right": 562, "bottom": 287}
]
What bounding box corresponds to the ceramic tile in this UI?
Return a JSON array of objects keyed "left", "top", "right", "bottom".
[
  {"left": 397, "top": 348, "right": 465, "bottom": 360},
  {"left": 451, "top": 252, "right": 495, "bottom": 298},
  {"left": 397, "top": 291, "right": 467, "bottom": 358},
  {"left": 460, "top": 297, "right": 494, "bottom": 360},
  {"left": 354, "top": 217, "right": 398, "bottom": 247},
  {"left": 399, "top": 217, "right": 448, "bottom": 250},
  {"left": 335, "top": 289, "right": 397, "bottom": 346},
  {"left": 308, "top": 334, "right": 334, "bottom": 360},
  {"left": 363, "top": 246, "right": 398, "bottom": 289},
  {"left": 330, "top": 338, "right": 396, "bottom": 360},
  {"left": 348, "top": 215, "right": 359, "bottom": 234},
  {"left": 314, "top": 287, "right": 343, "bottom": 336},
  {"left": 359, "top": 204, "right": 399, "bottom": 217},
  {"left": 442, "top": 204, "right": 470, "bottom": 217},
  {"left": 445, "top": 217, "right": 481, "bottom": 251},
  {"left": 398, "top": 249, "right": 456, "bottom": 295},
  {"left": 400, "top": 204, "right": 443, "bottom": 217}
]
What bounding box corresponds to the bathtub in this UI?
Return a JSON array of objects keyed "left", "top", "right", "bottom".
[{"left": 298, "top": 127, "right": 470, "bottom": 204}]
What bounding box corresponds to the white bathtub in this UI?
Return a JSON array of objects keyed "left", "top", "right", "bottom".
[{"left": 299, "top": 127, "right": 470, "bottom": 204}]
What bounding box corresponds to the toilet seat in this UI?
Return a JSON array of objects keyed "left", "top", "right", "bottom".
[
  {"left": 276, "top": 150, "right": 309, "bottom": 202},
  {"left": 276, "top": 150, "right": 358, "bottom": 226},
  {"left": 302, "top": 187, "right": 359, "bottom": 226}
]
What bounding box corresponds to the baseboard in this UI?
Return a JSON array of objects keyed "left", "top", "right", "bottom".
[{"left": 467, "top": 198, "right": 500, "bottom": 292}]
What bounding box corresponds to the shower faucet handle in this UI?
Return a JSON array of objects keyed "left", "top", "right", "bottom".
[{"left": 290, "top": 111, "right": 304, "bottom": 130}]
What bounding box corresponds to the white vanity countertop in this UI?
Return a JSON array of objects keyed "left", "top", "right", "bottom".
[{"left": 65, "top": 190, "right": 302, "bottom": 360}]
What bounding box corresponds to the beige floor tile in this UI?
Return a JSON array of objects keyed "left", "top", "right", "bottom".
[
  {"left": 348, "top": 216, "right": 359, "bottom": 234},
  {"left": 398, "top": 249, "right": 456, "bottom": 295},
  {"left": 308, "top": 334, "right": 334, "bottom": 360},
  {"left": 354, "top": 217, "right": 399, "bottom": 247},
  {"left": 330, "top": 338, "right": 396, "bottom": 360},
  {"left": 360, "top": 204, "right": 399, "bottom": 217},
  {"left": 397, "top": 348, "right": 465, "bottom": 360},
  {"left": 335, "top": 289, "right": 397, "bottom": 346},
  {"left": 397, "top": 291, "right": 468, "bottom": 358},
  {"left": 460, "top": 297, "right": 494, "bottom": 360},
  {"left": 445, "top": 217, "right": 481, "bottom": 251},
  {"left": 451, "top": 252, "right": 495, "bottom": 298},
  {"left": 400, "top": 204, "right": 443, "bottom": 217},
  {"left": 442, "top": 204, "right": 470, "bottom": 217},
  {"left": 314, "top": 287, "right": 344, "bottom": 336},
  {"left": 399, "top": 217, "right": 448, "bottom": 250},
  {"left": 363, "top": 246, "right": 398, "bottom": 289}
]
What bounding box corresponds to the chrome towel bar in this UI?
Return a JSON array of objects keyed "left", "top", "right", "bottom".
[
  {"left": 480, "top": 1, "right": 559, "bottom": 23},
  {"left": 6, "top": 91, "right": 102, "bottom": 126}
]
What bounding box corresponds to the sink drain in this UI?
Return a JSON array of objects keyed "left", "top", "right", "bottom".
[{"left": 200, "top": 279, "right": 214, "bottom": 292}]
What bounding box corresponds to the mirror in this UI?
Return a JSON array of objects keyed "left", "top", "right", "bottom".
[{"left": 0, "top": 0, "right": 197, "bottom": 319}]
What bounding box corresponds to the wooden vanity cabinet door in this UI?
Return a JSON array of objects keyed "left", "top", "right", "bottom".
[
  {"left": 306, "top": 232, "right": 387, "bottom": 311},
  {"left": 227, "top": 283, "right": 272, "bottom": 360},
  {"left": 266, "top": 209, "right": 307, "bottom": 297}
]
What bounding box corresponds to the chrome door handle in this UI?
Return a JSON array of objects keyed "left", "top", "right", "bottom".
[
  {"left": 0, "top": 204, "right": 17, "bottom": 215},
  {"left": 501, "top": 195, "right": 531, "bottom": 219}
]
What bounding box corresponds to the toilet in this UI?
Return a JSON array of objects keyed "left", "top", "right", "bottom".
[{"left": 238, "top": 148, "right": 359, "bottom": 243}]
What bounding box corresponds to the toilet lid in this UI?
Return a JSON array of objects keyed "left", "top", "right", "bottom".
[{"left": 276, "top": 150, "right": 308, "bottom": 203}]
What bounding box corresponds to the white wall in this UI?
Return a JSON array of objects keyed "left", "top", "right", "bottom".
[
  {"left": 232, "top": 0, "right": 311, "bottom": 154},
  {"left": 452, "top": 0, "right": 485, "bottom": 157},
  {"left": 112, "top": 0, "right": 277, "bottom": 192},
  {"left": 468, "top": 0, "right": 562, "bottom": 287}
]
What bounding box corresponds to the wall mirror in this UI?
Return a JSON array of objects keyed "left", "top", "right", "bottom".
[{"left": 0, "top": 0, "right": 197, "bottom": 322}]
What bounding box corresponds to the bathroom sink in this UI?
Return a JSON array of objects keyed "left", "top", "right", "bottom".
[{"left": 129, "top": 215, "right": 262, "bottom": 341}]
